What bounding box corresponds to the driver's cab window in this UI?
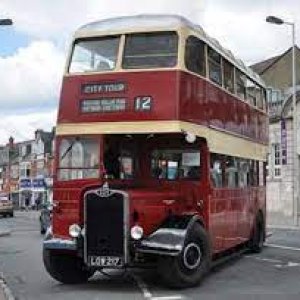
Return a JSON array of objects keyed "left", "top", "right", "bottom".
[
  {"left": 151, "top": 149, "right": 201, "bottom": 180},
  {"left": 104, "top": 138, "right": 135, "bottom": 179}
]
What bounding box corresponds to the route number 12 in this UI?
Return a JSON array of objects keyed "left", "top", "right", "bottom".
[{"left": 134, "top": 96, "right": 152, "bottom": 111}]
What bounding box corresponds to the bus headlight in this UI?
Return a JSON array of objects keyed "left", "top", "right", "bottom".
[
  {"left": 131, "top": 225, "right": 144, "bottom": 240},
  {"left": 69, "top": 224, "right": 81, "bottom": 238}
]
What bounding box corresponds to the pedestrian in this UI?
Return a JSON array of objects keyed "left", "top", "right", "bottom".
[
  {"left": 25, "top": 196, "right": 30, "bottom": 211},
  {"left": 35, "top": 195, "right": 41, "bottom": 210}
]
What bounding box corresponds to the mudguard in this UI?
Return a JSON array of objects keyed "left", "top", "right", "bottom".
[{"left": 136, "top": 214, "right": 203, "bottom": 256}]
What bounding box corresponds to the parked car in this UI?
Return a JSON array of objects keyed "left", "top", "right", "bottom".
[
  {"left": 0, "top": 195, "right": 14, "bottom": 218},
  {"left": 39, "top": 203, "right": 52, "bottom": 234}
]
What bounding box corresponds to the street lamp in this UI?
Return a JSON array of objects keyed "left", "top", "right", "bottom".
[
  {"left": 266, "top": 15, "right": 298, "bottom": 226},
  {"left": 0, "top": 19, "right": 13, "bottom": 26}
]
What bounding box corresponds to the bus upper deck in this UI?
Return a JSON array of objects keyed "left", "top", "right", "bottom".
[{"left": 57, "top": 15, "right": 268, "bottom": 160}]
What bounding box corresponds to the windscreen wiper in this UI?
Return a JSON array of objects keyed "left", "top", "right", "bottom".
[{"left": 60, "top": 141, "right": 75, "bottom": 161}]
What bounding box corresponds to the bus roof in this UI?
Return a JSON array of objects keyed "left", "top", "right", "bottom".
[{"left": 76, "top": 14, "right": 264, "bottom": 87}]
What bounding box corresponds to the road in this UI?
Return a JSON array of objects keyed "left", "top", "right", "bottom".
[{"left": 1, "top": 212, "right": 300, "bottom": 299}]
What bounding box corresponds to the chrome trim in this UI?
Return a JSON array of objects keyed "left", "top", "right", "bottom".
[
  {"left": 83, "top": 186, "right": 129, "bottom": 266},
  {"left": 43, "top": 238, "right": 77, "bottom": 251}
]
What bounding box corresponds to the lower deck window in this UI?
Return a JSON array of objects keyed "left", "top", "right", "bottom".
[
  {"left": 151, "top": 149, "right": 201, "bottom": 180},
  {"left": 58, "top": 137, "right": 99, "bottom": 181}
]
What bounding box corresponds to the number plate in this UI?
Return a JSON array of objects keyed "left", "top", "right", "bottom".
[{"left": 88, "top": 256, "right": 124, "bottom": 267}]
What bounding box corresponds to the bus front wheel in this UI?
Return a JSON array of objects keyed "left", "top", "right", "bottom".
[
  {"left": 159, "top": 223, "right": 212, "bottom": 288},
  {"left": 43, "top": 249, "right": 94, "bottom": 284}
]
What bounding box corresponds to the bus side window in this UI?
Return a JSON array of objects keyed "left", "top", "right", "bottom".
[
  {"left": 210, "top": 153, "right": 223, "bottom": 188},
  {"left": 223, "top": 60, "right": 234, "bottom": 93},
  {"left": 185, "top": 36, "right": 206, "bottom": 76},
  {"left": 225, "top": 156, "right": 238, "bottom": 188},
  {"left": 236, "top": 70, "right": 246, "bottom": 100},
  {"left": 208, "top": 47, "right": 222, "bottom": 86}
]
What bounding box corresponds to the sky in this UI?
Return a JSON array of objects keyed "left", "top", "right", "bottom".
[{"left": 0, "top": 0, "right": 299, "bottom": 144}]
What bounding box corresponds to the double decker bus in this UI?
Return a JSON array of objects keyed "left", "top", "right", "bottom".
[{"left": 43, "top": 15, "right": 268, "bottom": 288}]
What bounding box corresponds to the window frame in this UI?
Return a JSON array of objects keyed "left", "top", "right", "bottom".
[
  {"left": 207, "top": 46, "right": 222, "bottom": 86},
  {"left": 122, "top": 31, "right": 179, "bottom": 70},
  {"left": 184, "top": 35, "right": 206, "bottom": 77}
]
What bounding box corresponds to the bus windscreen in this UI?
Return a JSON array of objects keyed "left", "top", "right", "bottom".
[
  {"left": 122, "top": 32, "right": 178, "bottom": 69},
  {"left": 69, "top": 36, "right": 120, "bottom": 73}
]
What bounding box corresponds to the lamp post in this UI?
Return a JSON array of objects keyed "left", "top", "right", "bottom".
[
  {"left": 266, "top": 15, "right": 298, "bottom": 226},
  {"left": 0, "top": 19, "right": 13, "bottom": 26}
]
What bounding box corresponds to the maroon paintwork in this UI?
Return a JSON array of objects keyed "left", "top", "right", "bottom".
[
  {"left": 58, "top": 70, "right": 268, "bottom": 145},
  {"left": 54, "top": 70, "right": 267, "bottom": 255}
]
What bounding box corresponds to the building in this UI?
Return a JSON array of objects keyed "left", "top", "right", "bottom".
[
  {"left": 251, "top": 46, "right": 300, "bottom": 226},
  {"left": 0, "top": 129, "right": 55, "bottom": 208}
]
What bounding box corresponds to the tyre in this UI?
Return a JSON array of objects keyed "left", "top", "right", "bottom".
[
  {"left": 43, "top": 249, "right": 94, "bottom": 284},
  {"left": 159, "top": 223, "right": 212, "bottom": 288},
  {"left": 249, "top": 214, "right": 265, "bottom": 253},
  {"left": 9, "top": 212, "right": 14, "bottom": 218}
]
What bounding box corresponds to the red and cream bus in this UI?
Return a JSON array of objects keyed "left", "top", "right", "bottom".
[{"left": 43, "top": 15, "right": 268, "bottom": 288}]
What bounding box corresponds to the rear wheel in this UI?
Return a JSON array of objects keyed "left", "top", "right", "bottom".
[
  {"left": 249, "top": 215, "right": 265, "bottom": 253},
  {"left": 159, "top": 223, "right": 211, "bottom": 288},
  {"left": 43, "top": 249, "right": 94, "bottom": 284}
]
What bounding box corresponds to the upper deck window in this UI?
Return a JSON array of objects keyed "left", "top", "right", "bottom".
[
  {"left": 223, "top": 60, "right": 234, "bottom": 93},
  {"left": 122, "top": 32, "right": 178, "bottom": 69},
  {"left": 208, "top": 47, "right": 222, "bottom": 86},
  {"left": 236, "top": 70, "right": 246, "bottom": 100},
  {"left": 185, "top": 36, "right": 206, "bottom": 76},
  {"left": 69, "top": 36, "right": 120, "bottom": 73}
]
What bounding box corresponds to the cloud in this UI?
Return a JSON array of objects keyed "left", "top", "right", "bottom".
[
  {"left": 0, "top": 0, "right": 299, "bottom": 145},
  {"left": 0, "top": 109, "right": 57, "bottom": 144},
  {"left": 0, "top": 41, "right": 64, "bottom": 112},
  {"left": 0, "top": 0, "right": 206, "bottom": 43}
]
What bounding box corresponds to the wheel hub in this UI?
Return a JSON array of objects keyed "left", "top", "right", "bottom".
[{"left": 183, "top": 242, "right": 202, "bottom": 270}]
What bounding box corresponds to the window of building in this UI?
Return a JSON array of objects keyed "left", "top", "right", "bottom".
[
  {"left": 274, "top": 143, "right": 281, "bottom": 177},
  {"left": 11, "top": 165, "right": 19, "bottom": 179},
  {"left": 36, "top": 160, "right": 45, "bottom": 177},
  {"left": 266, "top": 153, "right": 270, "bottom": 179},
  {"left": 123, "top": 32, "right": 178, "bottom": 69},
  {"left": 236, "top": 70, "right": 246, "bottom": 100},
  {"left": 185, "top": 36, "right": 206, "bottom": 76},
  {"left": 208, "top": 47, "right": 222, "bottom": 86},
  {"left": 223, "top": 60, "right": 234, "bottom": 93},
  {"left": 19, "top": 162, "right": 31, "bottom": 178}
]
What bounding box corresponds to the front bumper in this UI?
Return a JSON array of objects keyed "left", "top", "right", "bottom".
[{"left": 43, "top": 238, "right": 77, "bottom": 251}]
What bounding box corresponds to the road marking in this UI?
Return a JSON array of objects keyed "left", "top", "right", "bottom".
[
  {"left": 131, "top": 273, "right": 185, "bottom": 300},
  {"left": 265, "top": 243, "right": 300, "bottom": 252},
  {"left": 131, "top": 274, "right": 152, "bottom": 299},
  {"left": 152, "top": 296, "right": 184, "bottom": 300},
  {"left": 244, "top": 256, "right": 282, "bottom": 264}
]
